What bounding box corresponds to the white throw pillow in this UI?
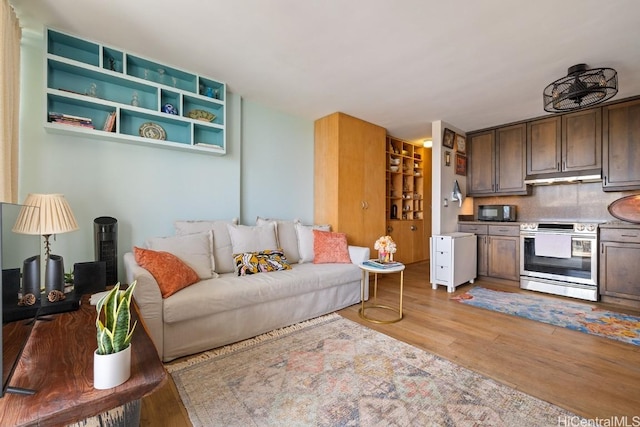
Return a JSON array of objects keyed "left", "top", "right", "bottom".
[
  {"left": 256, "top": 217, "right": 300, "bottom": 264},
  {"left": 174, "top": 219, "right": 238, "bottom": 274},
  {"left": 295, "top": 222, "right": 331, "bottom": 263},
  {"left": 145, "top": 231, "right": 216, "bottom": 279},
  {"left": 227, "top": 222, "right": 278, "bottom": 254}
]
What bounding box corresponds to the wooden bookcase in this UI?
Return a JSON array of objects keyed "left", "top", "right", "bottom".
[
  {"left": 386, "top": 136, "right": 425, "bottom": 221},
  {"left": 386, "top": 136, "right": 427, "bottom": 263},
  {"left": 45, "top": 28, "right": 226, "bottom": 155}
]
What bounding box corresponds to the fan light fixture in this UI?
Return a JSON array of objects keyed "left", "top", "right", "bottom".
[{"left": 543, "top": 64, "right": 618, "bottom": 113}]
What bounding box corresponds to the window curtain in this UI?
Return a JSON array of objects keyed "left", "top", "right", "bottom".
[{"left": 0, "top": 0, "right": 21, "bottom": 203}]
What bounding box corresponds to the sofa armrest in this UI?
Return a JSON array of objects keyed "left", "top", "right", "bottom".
[
  {"left": 123, "top": 252, "right": 164, "bottom": 359},
  {"left": 348, "top": 245, "right": 370, "bottom": 265},
  {"left": 348, "top": 245, "right": 371, "bottom": 301}
]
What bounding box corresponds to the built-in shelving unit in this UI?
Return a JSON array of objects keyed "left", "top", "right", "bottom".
[
  {"left": 386, "top": 136, "right": 425, "bottom": 220},
  {"left": 45, "top": 28, "right": 226, "bottom": 155}
]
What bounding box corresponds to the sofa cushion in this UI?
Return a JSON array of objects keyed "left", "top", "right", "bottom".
[
  {"left": 227, "top": 222, "right": 278, "bottom": 254},
  {"left": 145, "top": 231, "right": 216, "bottom": 279},
  {"left": 312, "top": 230, "right": 352, "bottom": 264},
  {"left": 174, "top": 219, "right": 238, "bottom": 274},
  {"left": 162, "top": 262, "right": 361, "bottom": 324},
  {"left": 134, "top": 247, "right": 199, "bottom": 298},
  {"left": 295, "top": 222, "right": 331, "bottom": 263},
  {"left": 233, "top": 249, "right": 292, "bottom": 276},
  {"left": 256, "top": 217, "right": 300, "bottom": 264}
]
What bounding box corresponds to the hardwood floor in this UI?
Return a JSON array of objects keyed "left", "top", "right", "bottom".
[{"left": 140, "top": 261, "right": 640, "bottom": 425}]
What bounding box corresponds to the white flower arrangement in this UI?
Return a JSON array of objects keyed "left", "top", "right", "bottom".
[{"left": 374, "top": 235, "right": 397, "bottom": 254}]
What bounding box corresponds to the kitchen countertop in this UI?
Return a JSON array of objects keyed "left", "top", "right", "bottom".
[
  {"left": 599, "top": 221, "right": 640, "bottom": 229},
  {"left": 458, "top": 220, "right": 520, "bottom": 225}
]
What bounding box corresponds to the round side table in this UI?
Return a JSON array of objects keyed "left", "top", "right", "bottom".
[{"left": 358, "top": 261, "right": 406, "bottom": 324}]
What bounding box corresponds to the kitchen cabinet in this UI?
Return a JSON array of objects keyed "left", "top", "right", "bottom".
[
  {"left": 599, "top": 226, "right": 640, "bottom": 304},
  {"left": 468, "top": 124, "right": 529, "bottom": 196},
  {"left": 314, "top": 112, "right": 386, "bottom": 254},
  {"left": 526, "top": 108, "right": 601, "bottom": 179},
  {"left": 430, "top": 233, "right": 477, "bottom": 292},
  {"left": 602, "top": 98, "right": 640, "bottom": 191},
  {"left": 562, "top": 108, "right": 601, "bottom": 173},
  {"left": 458, "top": 223, "right": 520, "bottom": 283},
  {"left": 45, "top": 28, "right": 226, "bottom": 154},
  {"left": 387, "top": 219, "right": 426, "bottom": 264}
]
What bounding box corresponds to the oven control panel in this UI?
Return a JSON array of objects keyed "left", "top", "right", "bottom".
[{"left": 520, "top": 222, "right": 599, "bottom": 234}]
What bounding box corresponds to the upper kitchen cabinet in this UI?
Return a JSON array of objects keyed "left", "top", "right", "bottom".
[
  {"left": 314, "top": 112, "right": 386, "bottom": 253},
  {"left": 526, "top": 108, "right": 601, "bottom": 180},
  {"left": 468, "top": 124, "right": 529, "bottom": 196},
  {"left": 602, "top": 98, "right": 640, "bottom": 191}
]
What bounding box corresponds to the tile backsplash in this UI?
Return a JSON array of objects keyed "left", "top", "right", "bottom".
[{"left": 472, "top": 182, "right": 637, "bottom": 222}]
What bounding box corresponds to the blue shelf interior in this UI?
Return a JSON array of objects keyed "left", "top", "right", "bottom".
[
  {"left": 126, "top": 55, "right": 197, "bottom": 93},
  {"left": 102, "top": 47, "right": 124, "bottom": 73},
  {"left": 183, "top": 95, "right": 224, "bottom": 126},
  {"left": 47, "top": 94, "right": 115, "bottom": 130},
  {"left": 48, "top": 59, "right": 158, "bottom": 109},
  {"left": 47, "top": 29, "right": 99, "bottom": 66},
  {"left": 120, "top": 110, "right": 190, "bottom": 144}
]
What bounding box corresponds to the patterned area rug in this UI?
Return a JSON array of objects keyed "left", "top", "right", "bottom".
[
  {"left": 453, "top": 287, "right": 640, "bottom": 346},
  {"left": 167, "top": 313, "right": 581, "bottom": 426}
]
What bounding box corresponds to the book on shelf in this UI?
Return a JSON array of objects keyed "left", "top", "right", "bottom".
[
  {"left": 48, "top": 112, "right": 92, "bottom": 123},
  {"left": 102, "top": 111, "right": 116, "bottom": 132},
  {"left": 362, "top": 260, "right": 403, "bottom": 269}
]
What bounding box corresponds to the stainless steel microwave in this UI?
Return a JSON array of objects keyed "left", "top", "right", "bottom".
[{"left": 478, "top": 205, "right": 517, "bottom": 222}]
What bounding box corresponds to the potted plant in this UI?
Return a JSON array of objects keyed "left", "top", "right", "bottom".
[{"left": 93, "top": 281, "right": 137, "bottom": 389}]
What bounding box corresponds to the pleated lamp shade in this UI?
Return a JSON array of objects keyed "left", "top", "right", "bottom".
[{"left": 13, "top": 193, "right": 79, "bottom": 236}]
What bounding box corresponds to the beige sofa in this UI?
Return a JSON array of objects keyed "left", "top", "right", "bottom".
[{"left": 124, "top": 218, "right": 369, "bottom": 362}]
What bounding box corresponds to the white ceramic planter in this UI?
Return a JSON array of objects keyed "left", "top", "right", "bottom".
[{"left": 93, "top": 345, "right": 131, "bottom": 389}]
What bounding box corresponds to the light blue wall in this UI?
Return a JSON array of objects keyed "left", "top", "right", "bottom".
[
  {"left": 240, "top": 101, "right": 314, "bottom": 225},
  {"left": 18, "top": 30, "right": 314, "bottom": 282}
]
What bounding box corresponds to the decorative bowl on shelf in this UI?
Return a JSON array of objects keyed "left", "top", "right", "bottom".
[
  {"left": 188, "top": 109, "right": 216, "bottom": 122},
  {"left": 390, "top": 165, "right": 399, "bottom": 172},
  {"left": 401, "top": 149, "right": 409, "bottom": 156},
  {"left": 161, "top": 103, "right": 178, "bottom": 115},
  {"left": 390, "top": 157, "right": 400, "bottom": 165},
  {"left": 139, "top": 122, "right": 166, "bottom": 140}
]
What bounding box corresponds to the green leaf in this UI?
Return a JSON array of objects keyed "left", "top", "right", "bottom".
[{"left": 95, "top": 281, "right": 137, "bottom": 355}]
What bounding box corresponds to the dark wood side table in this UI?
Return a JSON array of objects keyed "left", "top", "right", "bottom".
[{"left": 0, "top": 295, "right": 166, "bottom": 426}]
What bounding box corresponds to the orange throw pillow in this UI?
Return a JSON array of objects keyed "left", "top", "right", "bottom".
[
  {"left": 312, "top": 230, "right": 352, "bottom": 264},
  {"left": 134, "top": 247, "right": 199, "bottom": 298}
]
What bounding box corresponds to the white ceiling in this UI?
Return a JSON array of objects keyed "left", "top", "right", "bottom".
[{"left": 11, "top": 0, "right": 640, "bottom": 142}]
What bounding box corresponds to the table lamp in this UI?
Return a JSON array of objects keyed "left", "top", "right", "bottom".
[{"left": 12, "top": 194, "right": 79, "bottom": 295}]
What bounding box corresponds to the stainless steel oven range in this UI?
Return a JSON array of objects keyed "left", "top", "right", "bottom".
[{"left": 520, "top": 222, "right": 599, "bottom": 301}]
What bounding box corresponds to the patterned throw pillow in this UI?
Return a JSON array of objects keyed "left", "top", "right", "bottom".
[{"left": 233, "top": 249, "right": 292, "bottom": 276}]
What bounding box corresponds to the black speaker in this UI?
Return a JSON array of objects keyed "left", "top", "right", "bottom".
[
  {"left": 2, "top": 268, "right": 21, "bottom": 304},
  {"left": 73, "top": 261, "right": 107, "bottom": 295},
  {"left": 94, "top": 217, "right": 117, "bottom": 285},
  {"left": 22, "top": 255, "right": 41, "bottom": 299},
  {"left": 45, "top": 254, "right": 65, "bottom": 294}
]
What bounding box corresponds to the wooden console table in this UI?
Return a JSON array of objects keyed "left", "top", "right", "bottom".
[{"left": 0, "top": 295, "right": 166, "bottom": 426}]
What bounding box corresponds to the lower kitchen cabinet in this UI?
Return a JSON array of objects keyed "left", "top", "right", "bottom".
[
  {"left": 600, "top": 226, "right": 640, "bottom": 303},
  {"left": 459, "top": 223, "right": 520, "bottom": 283}
]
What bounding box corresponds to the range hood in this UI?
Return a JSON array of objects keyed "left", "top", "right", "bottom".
[{"left": 524, "top": 172, "right": 602, "bottom": 186}]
